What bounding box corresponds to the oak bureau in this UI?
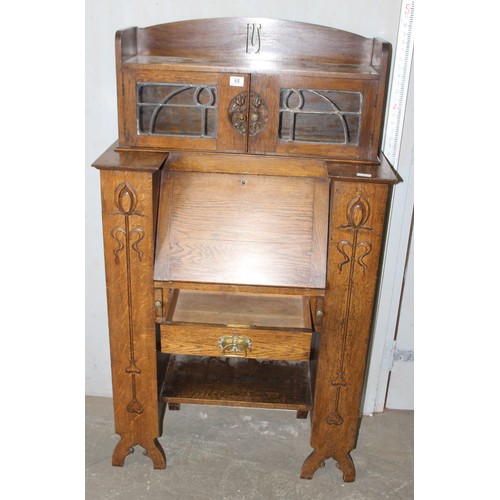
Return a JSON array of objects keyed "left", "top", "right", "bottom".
[{"left": 92, "top": 17, "right": 399, "bottom": 482}]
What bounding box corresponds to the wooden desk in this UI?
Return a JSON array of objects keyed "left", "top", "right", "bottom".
[{"left": 92, "top": 18, "right": 399, "bottom": 482}]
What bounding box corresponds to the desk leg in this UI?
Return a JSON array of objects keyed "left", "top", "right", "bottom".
[
  {"left": 100, "top": 169, "right": 166, "bottom": 469},
  {"left": 302, "top": 181, "right": 390, "bottom": 482}
]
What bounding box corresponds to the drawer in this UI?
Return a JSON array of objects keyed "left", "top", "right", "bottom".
[
  {"left": 160, "top": 323, "right": 312, "bottom": 361},
  {"left": 159, "top": 290, "right": 314, "bottom": 361}
]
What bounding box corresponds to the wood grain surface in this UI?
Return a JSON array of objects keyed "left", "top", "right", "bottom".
[
  {"left": 171, "top": 290, "right": 311, "bottom": 329},
  {"left": 95, "top": 17, "right": 398, "bottom": 482},
  {"left": 160, "top": 355, "right": 312, "bottom": 410},
  {"left": 161, "top": 323, "right": 312, "bottom": 361},
  {"left": 154, "top": 171, "right": 329, "bottom": 288}
]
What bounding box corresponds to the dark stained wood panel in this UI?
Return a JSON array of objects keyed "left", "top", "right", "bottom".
[
  {"left": 154, "top": 171, "right": 329, "bottom": 288},
  {"left": 136, "top": 18, "right": 375, "bottom": 64},
  {"left": 160, "top": 355, "right": 312, "bottom": 410}
]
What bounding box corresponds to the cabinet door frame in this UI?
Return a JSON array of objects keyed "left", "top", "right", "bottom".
[
  {"left": 250, "top": 74, "right": 378, "bottom": 160},
  {"left": 122, "top": 68, "right": 251, "bottom": 153}
]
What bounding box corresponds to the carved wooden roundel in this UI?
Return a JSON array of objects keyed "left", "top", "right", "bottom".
[{"left": 228, "top": 92, "right": 268, "bottom": 136}]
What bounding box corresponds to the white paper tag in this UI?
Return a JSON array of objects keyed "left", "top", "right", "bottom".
[{"left": 230, "top": 76, "right": 245, "bottom": 87}]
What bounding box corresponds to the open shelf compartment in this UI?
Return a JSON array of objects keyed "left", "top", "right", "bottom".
[{"left": 160, "top": 355, "right": 312, "bottom": 411}]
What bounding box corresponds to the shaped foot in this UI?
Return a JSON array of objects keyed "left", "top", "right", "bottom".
[
  {"left": 301, "top": 449, "right": 356, "bottom": 482},
  {"left": 143, "top": 438, "right": 167, "bottom": 469},
  {"left": 112, "top": 436, "right": 135, "bottom": 467},
  {"left": 112, "top": 435, "right": 166, "bottom": 469},
  {"left": 335, "top": 452, "right": 356, "bottom": 482},
  {"left": 300, "top": 450, "right": 326, "bottom": 479}
]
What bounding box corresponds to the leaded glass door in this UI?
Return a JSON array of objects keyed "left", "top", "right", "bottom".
[
  {"left": 249, "top": 75, "right": 379, "bottom": 160},
  {"left": 123, "top": 70, "right": 251, "bottom": 152}
]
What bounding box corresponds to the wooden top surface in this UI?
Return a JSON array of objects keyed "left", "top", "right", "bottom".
[
  {"left": 123, "top": 55, "right": 380, "bottom": 80},
  {"left": 93, "top": 142, "right": 399, "bottom": 185},
  {"left": 163, "top": 152, "right": 399, "bottom": 184},
  {"left": 92, "top": 141, "right": 168, "bottom": 172},
  {"left": 326, "top": 153, "right": 400, "bottom": 184}
]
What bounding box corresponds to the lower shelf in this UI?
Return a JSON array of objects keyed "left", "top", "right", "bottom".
[{"left": 160, "top": 354, "right": 312, "bottom": 411}]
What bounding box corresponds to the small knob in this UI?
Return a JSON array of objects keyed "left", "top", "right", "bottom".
[
  {"left": 316, "top": 310, "right": 324, "bottom": 318},
  {"left": 154, "top": 301, "right": 162, "bottom": 309}
]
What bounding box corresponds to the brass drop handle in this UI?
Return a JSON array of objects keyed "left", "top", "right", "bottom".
[{"left": 218, "top": 333, "right": 253, "bottom": 358}]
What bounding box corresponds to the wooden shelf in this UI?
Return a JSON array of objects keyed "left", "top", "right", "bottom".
[
  {"left": 123, "top": 55, "right": 380, "bottom": 79},
  {"left": 160, "top": 355, "right": 312, "bottom": 411}
]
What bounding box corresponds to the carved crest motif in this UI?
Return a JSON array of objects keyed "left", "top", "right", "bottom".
[
  {"left": 111, "top": 182, "right": 144, "bottom": 264},
  {"left": 337, "top": 195, "right": 373, "bottom": 273},
  {"left": 114, "top": 181, "right": 142, "bottom": 217},
  {"left": 246, "top": 23, "right": 261, "bottom": 53}
]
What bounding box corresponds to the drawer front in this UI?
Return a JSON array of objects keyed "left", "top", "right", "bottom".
[{"left": 161, "top": 324, "right": 312, "bottom": 361}]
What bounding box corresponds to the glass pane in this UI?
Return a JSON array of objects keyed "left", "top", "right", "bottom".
[
  {"left": 279, "top": 89, "right": 362, "bottom": 145},
  {"left": 137, "top": 83, "right": 217, "bottom": 138}
]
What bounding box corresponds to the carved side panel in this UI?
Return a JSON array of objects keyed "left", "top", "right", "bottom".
[
  {"left": 326, "top": 193, "right": 374, "bottom": 426},
  {"left": 302, "top": 180, "right": 390, "bottom": 481},
  {"left": 110, "top": 181, "right": 146, "bottom": 413},
  {"left": 100, "top": 169, "right": 165, "bottom": 468}
]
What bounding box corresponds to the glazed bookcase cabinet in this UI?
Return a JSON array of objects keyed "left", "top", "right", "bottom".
[{"left": 92, "top": 17, "right": 399, "bottom": 482}]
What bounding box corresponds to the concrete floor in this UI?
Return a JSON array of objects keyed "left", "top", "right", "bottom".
[{"left": 86, "top": 396, "right": 413, "bottom": 499}]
